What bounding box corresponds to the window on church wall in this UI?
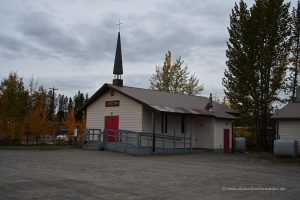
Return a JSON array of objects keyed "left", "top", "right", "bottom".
[
  {"left": 161, "top": 113, "right": 168, "bottom": 133},
  {"left": 181, "top": 116, "right": 186, "bottom": 134}
]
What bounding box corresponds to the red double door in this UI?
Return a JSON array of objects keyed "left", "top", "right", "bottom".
[{"left": 105, "top": 116, "right": 119, "bottom": 142}]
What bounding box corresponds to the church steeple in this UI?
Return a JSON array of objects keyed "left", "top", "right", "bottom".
[
  {"left": 113, "top": 32, "right": 123, "bottom": 75},
  {"left": 112, "top": 21, "right": 123, "bottom": 87}
]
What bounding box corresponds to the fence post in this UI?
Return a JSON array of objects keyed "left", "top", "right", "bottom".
[
  {"left": 152, "top": 111, "right": 156, "bottom": 153},
  {"left": 163, "top": 112, "right": 165, "bottom": 153},
  {"left": 174, "top": 114, "right": 176, "bottom": 151},
  {"left": 136, "top": 133, "right": 140, "bottom": 154},
  {"left": 190, "top": 116, "right": 192, "bottom": 152},
  {"left": 184, "top": 116, "right": 186, "bottom": 151},
  {"left": 127, "top": 132, "right": 129, "bottom": 146},
  {"left": 100, "top": 130, "right": 102, "bottom": 142},
  {"left": 115, "top": 130, "right": 117, "bottom": 149},
  {"left": 98, "top": 130, "right": 100, "bottom": 142},
  {"left": 163, "top": 133, "right": 165, "bottom": 153}
]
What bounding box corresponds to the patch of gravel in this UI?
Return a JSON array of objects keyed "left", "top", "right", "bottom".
[{"left": 0, "top": 149, "right": 299, "bottom": 200}]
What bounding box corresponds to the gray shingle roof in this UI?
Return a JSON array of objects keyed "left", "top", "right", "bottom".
[
  {"left": 272, "top": 102, "right": 300, "bottom": 119},
  {"left": 84, "top": 83, "right": 238, "bottom": 119}
]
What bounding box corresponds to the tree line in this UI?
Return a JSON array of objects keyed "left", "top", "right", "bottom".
[
  {"left": 0, "top": 72, "right": 87, "bottom": 144},
  {"left": 223, "top": 0, "right": 300, "bottom": 151}
]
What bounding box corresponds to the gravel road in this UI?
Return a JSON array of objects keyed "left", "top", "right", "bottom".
[{"left": 0, "top": 148, "right": 299, "bottom": 200}]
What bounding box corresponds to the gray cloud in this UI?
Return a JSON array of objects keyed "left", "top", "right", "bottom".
[
  {"left": 165, "top": 0, "right": 233, "bottom": 22},
  {"left": 0, "top": 34, "right": 24, "bottom": 52},
  {"left": 18, "top": 12, "right": 83, "bottom": 59},
  {"left": 11, "top": 4, "right": 228, "bottom": 66},
  {"left": 13, "top": 11, "right": 122, "bottom": 65},
  {"left": 123, "top": 11, "right": 227, "bottom": 64},
  {"left": 0, "top": 33, "right": 57, "bottom": 60},
  {"left": 3, "top": 0, "right": 278, "bottom": 100}
]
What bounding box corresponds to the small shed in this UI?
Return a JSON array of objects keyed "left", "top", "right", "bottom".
[{"left": 272, "top": 102, "right": 300, "bottom": 155}]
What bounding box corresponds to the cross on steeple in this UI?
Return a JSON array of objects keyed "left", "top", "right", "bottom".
[{"left": 117, "top": 19, "right": 123, "bottom": 32}]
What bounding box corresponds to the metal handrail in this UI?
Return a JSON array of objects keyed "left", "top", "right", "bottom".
[
  {"left": 84, "top": 128, "right": 192, "bottom": 153},
  {"left": 84, "top": 129, "right": 102, "bottom": 143}
]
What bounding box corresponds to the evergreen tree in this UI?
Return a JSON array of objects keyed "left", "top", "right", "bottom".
[
  {"left": 47, "top": 89, "right": 58, "bottom": 120},
  {"left": 150, "top": 51, "right": 203, "bottom": 95},
  {"left": 286, "top": 1, "right": 300, "bottom": 101},
  {"left": 68, "top": 97, "right": 74, "bottom": 111},
  {"left": 74, "top": 90, "right": 85, "bottom": 121},
  {"left": 57, "top": 94, "right": 68, "bottom": 121},
  {"left": 85, "top": 93, "right": 89, "bottom": 103},
  {"left": 223, "top": 0, "right": 291, "bottom": 151},
  {"left": 223, "top": 1, "right": 251, "bottom": 116}
]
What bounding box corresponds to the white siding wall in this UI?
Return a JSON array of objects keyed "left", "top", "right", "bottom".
[
  {"left": 142, "top": 107, "right": 153, "bottom": 133},
  {"left": 278, "top": 120, "right": 300, "bottom": 154},
  {"left": 141, "top": 109, "right": 216, "bottom": 149},
  {"left": 141, "top": 107, "right": 234, "bottom": 150},
  {"left": 142, "top": 110, "right": 181, "bottom": 135},
  {"left": 213, "top": 119, "right": 232, "bottom": 149},
  {"left": 86, "top": 90, "right": 143, "bottom": 132},
  {"left": 142, "top": 110, "right": 197, "bottom": 137},
  {"left": 191, "top": 116, "right": 215, "bottom": 149}
]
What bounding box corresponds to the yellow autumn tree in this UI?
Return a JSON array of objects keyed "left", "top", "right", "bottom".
[
  {"left": 26, "top": 87, "right": 50, "bottom": 144},
  {"left": 77, "top": 113, "right": 86, "bottom": 142},
  {"left": 221, "top": 96, "right": 231, "bottom": 108},
  {"left": 150, "top": 51, "right": 203, "bottom": 95},
  {"left": 62, "top": 109, "right": 86, "bottom": 144},
  {"left": 26, "top": 109, "right": 49, "bottom": 144},
  {"left": 63, "top": 108, "right": 76, "bottom": 143}
]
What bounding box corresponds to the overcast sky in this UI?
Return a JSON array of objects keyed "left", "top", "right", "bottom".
[{"left": 0, "top": 0, "right": 298, "bottom": 98}]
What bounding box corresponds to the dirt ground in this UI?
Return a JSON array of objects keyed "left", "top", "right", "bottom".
[{"left": 0, "top": 148, "right": 299, "bottom": 200}]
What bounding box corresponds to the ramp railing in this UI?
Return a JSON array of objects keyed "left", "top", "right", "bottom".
[
  {"left": 83, "top": 129, "right": 191, "bottom": 155},
  {"left": 83, "top": 129, "right": 103, "bottom": 143}
]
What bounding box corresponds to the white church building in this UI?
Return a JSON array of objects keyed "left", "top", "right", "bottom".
[{"left": 82, "top": 31, "right": 238, "bottom": 155}]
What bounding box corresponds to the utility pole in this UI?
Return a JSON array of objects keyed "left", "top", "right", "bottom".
[{"left": 49, "top": 87, "right": 58, "bottom": 121}]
